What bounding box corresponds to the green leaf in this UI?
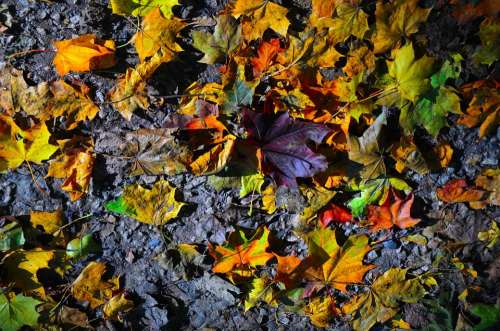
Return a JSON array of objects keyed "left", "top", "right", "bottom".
[
  {"left": 222, "top": 67, "right": 258, "bottom": 114},
  {"left": 430, "top": 57, "right": 462, "bottom": 88},
  {"left": 66, "top": 234, "right": 100, "bottom": 259},
  {"left": 470, "top": 303, "right": 500, "bottom": 331},
  {"left": 192, "top": 14, "right": 241, "bottom": 64},
  {"left": 0, "top": 293, "right": 41, "bottom": 331},
  {"left": 0, "top": 222, "right": 25, "bottom": 252},
  {"left": 110, "top": 0, "right": 179, "bottom": 18},
  {"left": 473, "top": 18, "right": 500, "bottom": 65},
  {"left": 240, "top": 173, "right": 265, "bottom": 198},
  {"left": 105, "top": 196, "right": 136, "bottom": 218}
]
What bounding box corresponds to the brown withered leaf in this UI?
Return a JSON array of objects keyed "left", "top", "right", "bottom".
[
  {"left": 436, "top": 179, "right": 487, "bottom": 209},
  {"left": 367, "top": 191, "right": 421, "bottom": 232}
]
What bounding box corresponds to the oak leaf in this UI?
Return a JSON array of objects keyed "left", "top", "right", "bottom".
[
  {"left": 244, "top": 110, "right": 330, "bottom": 186},
  {"left": 343, "top": 268, "right": 426, "bottom": 331},
  {"left": 105, "top": 179, "right": 185, "bottom": 225},
  {"left": 0, "top": 116, "right": 58, "bottom": 172},
  {"left": 53, "top": 34, "right": 116, "bottom": 76},
  {"left": 367, "top": 191, "right": 421, "bottom": 232},
  {"left": 134, "top": 8, "right": 185, "bottom": 62},
  {"left": 371, "top": 0, "right": 431, "bottom": 54},
  {"left": 209, "top": 226, "right": 274, "bottom": 275},
  {"left": 192, "top": 14, "right": 241, "bottom": 64},
  {"left": 72, "top": 261, "right": 120, "bottom": 309},
  {"left": 47, "top": 139, "right": 94, "bottom": 201}
]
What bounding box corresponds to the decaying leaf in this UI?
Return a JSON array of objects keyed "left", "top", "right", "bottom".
[
  {"left": 103, "top": 292, "right": 134, "bottom": 320},
  {"left": 72, "top": 261, "right": 120, "bottom": 309},
  {"left": 343, "top": 268, "right": 426, "bottom": 331},
  {"left": 478, "top": 221, "right": 499, "bottom": 249},
  {"left": 304, "top": 296, "right": 337, "bottom": 328},
  {"left": 436, "top": 179, "right": 487, "bottom": 209},
  {"left": 105, "top": 179, "right": 185, "bottom": 225},
  {"left": 53, "top": 34, "right": 116, "bottom": 76}
]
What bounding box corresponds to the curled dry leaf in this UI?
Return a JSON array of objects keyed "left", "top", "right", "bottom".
[
  {"left": 105, "top": 179, "right": 185, "bottom": 225},
  {"left": 53, "top": 34, "right": 116, "bottom": 76},
  {"left": 367, "top": 192, "right": 421, "bottom": 232},
  {"left": 436, "top": 179, "right": 487, "bottom": 209},
  {"left": 103, "top": 292, "right": 134, "bottom": 320},
  {"left": 319, "top": 203, "right": 352, "bottom": 227}
]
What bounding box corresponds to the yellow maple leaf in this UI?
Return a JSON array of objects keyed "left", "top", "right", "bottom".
[
  {"left": 372, "top": 0, "right": 431, "bottom": 54},
  {"left": 47, "top": 138, "right": 94, "bottom": 201},
  {"left": 244, "top": 276, "right": 278, "bottom": 311},
  {"left": 241, "top": 2, "right": 290, "bottom": 41},
  {"left": 72, "top": 261, "right": 120, "bottom": 309},
  {"left": 103, "top": 292, "right": 134, "bottom": 320},
  {"left": 105, "top": 179, "right": 185, "bottom": 225},
  {"left": 0, "top": 115, "right": 58, "bottom": 172},
  {"left": 189, "top": 135, "right": 235, "bottom": 175},
  {"left": 230, "top": 0, "right": 265, "bottom": 18},
  {"left": 304, "top": 296, "right": 337, "bottom": 328},
  {"left": 53, "top": 34, "right": 116, "bottom": 76},
  {"left": 134, "top": 8, "right": 185, "bottom": 62},
  {"left": 30, "top": 209, "right": 63, "bottom": 235}
]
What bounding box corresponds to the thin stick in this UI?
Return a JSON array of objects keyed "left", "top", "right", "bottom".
[
  {"left": 58, "top": 214, "right": 92, "bottom": 231},
  {"left": 25, "top": 161, "right": 49, "bottom": 196}
]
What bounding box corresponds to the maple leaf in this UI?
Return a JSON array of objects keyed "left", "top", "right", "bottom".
[
  {"left": 458, "top": 80, "right": 499, "bottom": 138},
  {"left": 244, "top": 276, "right": 278, "bottom": 311},
  {"left": 347, "top": 112, "right": 387, "bottom": 180},
  {"left": 475, "top": 168, "right": 500, "bottom": 207},
  {"left": 239, "top": 173, "right": 265, "bottom": 198},
  {"left": 343, "top": 268, "right": 426, "bottom": 331},
  {"left": 304, "top": 296, "right": 337, "bottom": 328},
  {"left": 329, "top": 2, "right": 369, "bottom": 43},
  {"left": 436, "top": 179, "right": 487, "bottom": 209},
  {"left": 53, "top": 34, "right": 116, "bottom": 76},
  {"left": 451, "top": 0, "right": 500, "bottom": 24},
  {"left": 371, "top": 0, "right": 431, "bottom": 54},
  {"left": 243, "top": 110, "right": 330, "bottom": 186},
  {"left": 274, "top": 254, "right": 302, "bottom": 289},
  {"left": 391, "top": 136, "right": 429, "bottom": 174},
  {"left": 72, "top": 261, "right": 120, "bottom": 309},
  {"left": 192, "top": 14, "right": 241, "bottom": 64},
  {"left": 110, "top": 0, "right": 179, "bottom": 18},
  {"left": 133, "top": 8, "right": 185, "bottom": 62},
  {"left": 103, "top": 292, "right": 135, "bottom": 320},
  {"left": 343, "top": 46, "right": 376, "bottom": 78},
  {"left": 251, "top": 38, "right": 283, "bottom": 77},
  {"left": 105, "top": 179, "right": 185, "bottom": 225},
  {"left": 240, "top": 2, "right": 290, "bottom": 41},
  {"left": 222, "top": 66, "right": 258, "bottom": 114},
  {"left": 47, "top": 138, "right": 94, "bottom": 201},
  {"left": 0, "top": 115, "right": 58, "bottom": 172},
  {"left": 300, "top": 184, "right": 336, "bottom": 223},
  {"left": 49, "top": 80, "right": 100, "bottom": 130},
  {"left": 30, "top": 209, "right": 63, "bottom": 235},
  {"left": 304, "top": 228, "right": 374, "bottom": 293},
  {"left": 319, "top": 203, "right": 352, "bottom": 227},
  {"left": 478, "top": 221, "right": 500, "bottom": 249},
  {"left": 348, "top": 177, "right": 412, "bottom": 217},
  {"left": 188, "top": 134, "right": 236, "bottom": 175},
  {"left": 378, "top": 43, "right": 435, "bottom": 106},
  {"left": 367, "top": 191, "right": 421, "bottom": 232},
  {"left": 209, "top": 226, "right": 274, "bottom": 275},
  {"left": 0, "top": 292, "right": 41, "bottom": 331}
]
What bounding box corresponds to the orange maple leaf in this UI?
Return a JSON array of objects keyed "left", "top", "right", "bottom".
[
  {"left": 367, "top": 192, "right": 421, "bottom": 232},
  {"left": 436, "top": 179, "right": 486, "bottom": 206},
  {"left": 53, "top": 34, "right": 116, "bottom": 76},
  {"left": 209, "top": 227, "right": 274, "bottom": 274},
  {"left": 251, "top": 38, "right": 283, "bottom": 77}
]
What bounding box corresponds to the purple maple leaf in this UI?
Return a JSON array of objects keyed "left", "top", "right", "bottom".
[{"left": 244, "top": 110, "right": 330, "bottom": 186}]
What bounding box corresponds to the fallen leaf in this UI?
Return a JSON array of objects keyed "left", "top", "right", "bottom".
[
  {"left": 189, "top": 134, "right": 235, "bottom": 175},
  {"left": 304, "top": 296, "right": 337, "bottom": 328},
  {"left": 434, "top": 142, "right": 453, "bottom": 168},
  {"left": 241, "top": 2, "right": 290, "bottom": 41},
  {"left": 475, "top": 168, "right": 500, "bottom": 207},
  {"left": 57, "top": 306, "right": 89, "bottom": 328},
  {"left": 0, "top": 219, "right": 25, "bottom": 252},
  {"left": 192, "top": 14, "right": 241, "bottom": 64},
  {"left": 222, "top": 66, "right": 258, "bottom": 114},
  {"left": 251, "top": 38, "right": 283, "bottom": 77},
  {"left": 451, "top": 0, "right": 500, "bottom": 24},
  {"left": 244, "top": 276, "right": 277, "bottom": 311},
  {"left": 239, "top": 173, "right": 265, "bottom": 198},
  {"left": 0, "top": 115, "right": 58, "bottom": 172},
  {"left": 478, "top": 221, "right": 499, "bottom": 249},
  {"left": 209, "top": 226, "right": 274, "bottom": 275},
  {"left": 47, "top": 139, "right": 94, "bottom": 201},
  {"left": 105, "top": 179, "right": 185, "bottom": 225},
  {"left": 329, "top": 2, "right": 369, "bottom": 43},
  {"left": 261, "top": 183, "right": 277, "bottom": 214},
  {"left": 473, "top": 17, "right": 500, "bottom": 65},
  {"left": 319, "top": 203, "right": 352, "bottom": 227},
  {"left": 274, "top": 254, "right": 302, "bottom": 289},
  {"left": 133, "top": 8, "right": 185, "bottom": 62},
  {"left": 343, "top": 46, "right": 376, "bottom": 78},
  {"left": 244, "top": 110, "right": 330, "bottom": 186},
  {"left": 103, "top": 292, "right": 134, "bottom": 320},
  {"left": 343, "top": 268, "right": 426, "bottom": 331},
  {"left": 469, "top": 303, "right": 500, "bottom": 331},
  {"left": 53, "top": 34, "right": 116, "bottom": 76},
  {"left": 371, "top": 0, "right": 431, "bottom": 54},
  {"left": 30, "top": 209, "right": 63, "bottom": 235},
  {"left": 0, "top": 292, "right": 41, "bottom": 331},
  {"left": 72, "top": 261, "right": 120, "bottom": 309},
  {"left": 367, "top": 191, "right": 421, "bottom": 232},
  {"left": 300, "top": 184, "right": 336, "bottom": 223},
  {"left": 436, "top": 179, "right": 486, "bottom": 208},
  {"left": 66, "top": 234, "right": 99, "bottom": 259},
  {"left": 110, "top": 0, "right": 179, "bottom": 18}
]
